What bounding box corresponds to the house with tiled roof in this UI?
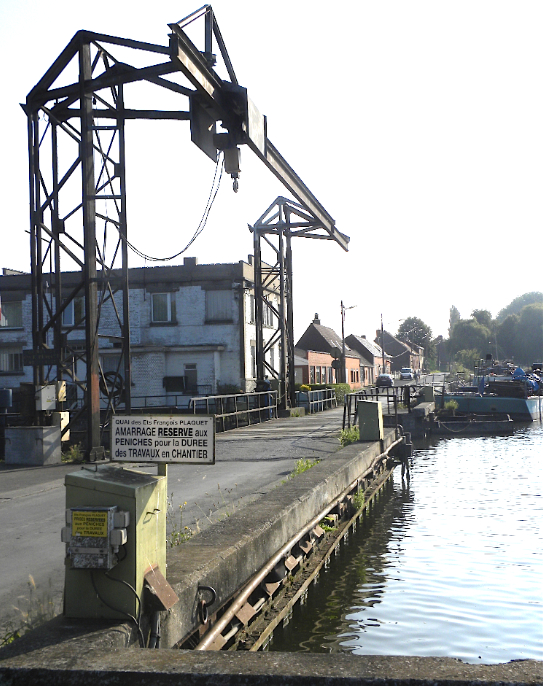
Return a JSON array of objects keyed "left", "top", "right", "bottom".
[
  {"left": 295, "top": 314, "right": 366, "bottom": 388},
  {"left": 345, "top": 334, "right": 390, "bottom": 385},
  {"left": 377, "top": 330, "right": 423, "bottom": 373}
]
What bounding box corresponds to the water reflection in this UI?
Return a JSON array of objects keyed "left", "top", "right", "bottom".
[{"left": 269, "top": 424, "right": 543, "bottom": 663}]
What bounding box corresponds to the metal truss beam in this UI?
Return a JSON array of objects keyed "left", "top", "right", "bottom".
[
  {"left": 25, "top": 6, "right": 347, "bottom": 455},
  {"left": 252, "top": 198, "right": 311, "bottom": 410}
]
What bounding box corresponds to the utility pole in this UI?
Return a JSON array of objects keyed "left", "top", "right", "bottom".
[
  {"left": 341, "top": 301, "right": 346, "bottom": 384},
  {"left": 381, "top": 314, "right": 385, "bottom": 374},
  {"left": 341, "top": 301, "right": 356, "bottom": 384}
]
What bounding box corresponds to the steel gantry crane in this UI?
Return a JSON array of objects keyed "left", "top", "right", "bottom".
[{"left": 24, "top": 5, "right": 349, "bottom": 458}]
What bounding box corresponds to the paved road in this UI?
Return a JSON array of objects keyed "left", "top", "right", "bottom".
[{"left": 0, "top": 407, "right": 345, "bottom": 635}]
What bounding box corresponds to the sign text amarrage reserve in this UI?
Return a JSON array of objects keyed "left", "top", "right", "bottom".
[{"left": 111, "top": 415, "right": 215, "bottom": 464}]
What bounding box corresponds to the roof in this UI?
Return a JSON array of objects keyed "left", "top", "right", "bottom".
[
  {"left": 378, "top": 330, "right": 413, "bottom": 356},
  {"left": 294, "top": 347, "right": 308, "bottom": 367},
  {"left": 296, "top": 321, "right": 362, "bottom": 360},
  {"left": 346, "top": 334, "right": 388, "bottom": 362}
]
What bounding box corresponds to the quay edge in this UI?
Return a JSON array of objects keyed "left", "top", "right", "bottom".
[{"left": 1, "top": 428, "right": 541, "bottom": 685}]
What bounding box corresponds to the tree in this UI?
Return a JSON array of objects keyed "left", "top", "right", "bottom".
[
  {"left": 496, "top": 314, "right": 519, "bottom": 359},
  {"left": 448, "top": 319, "right": 492, "bottom": 359},
  {"left": 397, "top": 317, "right": 435, "bottom": 363},
  {"left": 497, "top": 292, "right": 543, "bottom": 322},
  {"left": 471, "top": 309, "right": 493, "bottom": 329},
  {"left": 514, "top": 304, "right": 543, "bottom": 364},
  {"left": 449, "top": 306, "right": 461, "bottom": 337},
  {"left": 397, "top": 317, "right": 432, "bottom": 347},
  {"left": 455, "top": 349, "right": 481, "bottom": 371}
]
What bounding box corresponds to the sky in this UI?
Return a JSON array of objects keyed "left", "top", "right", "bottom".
[{"left": 1, "top": 1, "right": 543, "bottom": 343}]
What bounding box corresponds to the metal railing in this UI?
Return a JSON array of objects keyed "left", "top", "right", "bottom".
[
  {"left": 188, "top": 390, "right": 278, "bottom": 433},
  {"left": 343, "top": 386, "right": 419, "bottom": 429},
  {"left": 295, "top": 388, "right": 337, "bottom": 414}
]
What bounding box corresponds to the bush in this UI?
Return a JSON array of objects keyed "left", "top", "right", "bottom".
[{"left": 330, "top": 383, "right": 352, "bottom": 404}]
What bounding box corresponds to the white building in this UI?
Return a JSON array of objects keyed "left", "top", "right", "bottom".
[{"left": 0, "top": 258, "right": 278, "bottom": 408}]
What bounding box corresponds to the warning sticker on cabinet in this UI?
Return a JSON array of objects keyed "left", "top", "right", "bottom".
[{"left": 72, "top": 511, "right": 108, "bottom": 537}]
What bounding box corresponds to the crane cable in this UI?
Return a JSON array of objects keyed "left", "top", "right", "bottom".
[{"left": 122, "top": 151, "right": 224, "bottom": 263}]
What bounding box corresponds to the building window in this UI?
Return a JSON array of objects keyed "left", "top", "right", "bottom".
[
  {"left": 206, "top": 290, "right": 231, "bottom": 322},
  {"left": 184, "top": 363, "right": 197, "bottom": 392},
  {"left": 163, "top": 376, "right": 186, "bottom": 393},
  {"left": 0, "top": 347, "right": 23, "bottom": 373},
  {"left": 263, "top": 301, "right": 274, "bottom": 328},
  {"left": 247, "top": 294, "right": 255, "bottom": 324},
  {"left": 62, "top": 297, "right": 84, "bottom": 327},
  {"left": 0, "top": 301, "right": 23, "bottom": 328},
  {"left": 250, "top": 344, "right": 256, "bottom": 378},
  {"left": 310, "top": 366, "right": 315, "bottom": 384},
  {"left": 151, "top": 293, "right": 176, "bottom": 323}
]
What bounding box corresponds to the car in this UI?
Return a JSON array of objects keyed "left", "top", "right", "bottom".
[
  {"left": 400, "top": 367, "right": 414, "bottom": 380},
  {"left": 375, "top": 374, "right": 394, "bottom": 387}
]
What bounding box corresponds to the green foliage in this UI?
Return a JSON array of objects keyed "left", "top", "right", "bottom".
[
  {"left": 352, "top": 489, "right": 365, "bottom": 510},
  {"left": 339, "top": 426, "right": 360, "bottom": 447},
  {"left": 397, "top": 316, "right": 436, "bottom": 361},
  {"left": 455, "top": 348, "right": 481, "bottom": 370},
  {"left": 496, "top": 314, "right": 519, "bottom": 359},
  {"left": 166, "top": 495, "right": 193, "bottom": 547},
  {"left": 330, "top": 383, "right": 351, "bottom": 404},
  {"left": 448, "top": 319, "right": 491, "bottom": 359},
  {"left": 497, "top": 292, "right": 543, "bottom": 322},
  {"left": 514, "top": 303, "right": 543, "bottom": 364},
  {"left": 449, "top": 305, "right": 461, "bottom": 337},
  {"left": 444, "top": 400, "right": 459, "bottom": 413},
  {"left": 288, "top": 457, "right": 320, "bottom": 478},
  {"left": 319, "top": 515, "right": 337, "bottom": 532},
  {"left": 471, "top": 309, "right": 493, "bottom": 329},
  {"left": 61, "top": 443, "right": 84, "bottom": 463},
  {"left": 397, "top": 316, "right": 433, "bottom": 347}
]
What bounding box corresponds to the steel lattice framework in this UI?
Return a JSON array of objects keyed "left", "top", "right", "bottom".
[
  {"left": 251, "top": 196, "right": 348, "bottom": 409},
  {"left": 24, "top": 5, "right": 349, "bottom": 458}
]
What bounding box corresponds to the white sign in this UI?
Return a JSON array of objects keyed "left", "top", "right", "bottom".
[{"left": 111, "top": 415, "right": 215, "bottom": 464}]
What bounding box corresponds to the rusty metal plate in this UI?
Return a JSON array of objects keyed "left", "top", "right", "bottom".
[
  {"left": 312, "top": 524, "right": 324, "bottom": 538},
  {"left": 299, "top": 539, "right": 313, "bottom": 554},
  {"left": 263, "top": 581, "right": 281, "bottom": 596},
  {"left": 235, "top": 602, "right": 256, "bottom": 626},
  {"left": 144, "top": 566, "right": 179, "bottom": 611},
  {"left": 285, "top": 555, "right": 298, "bottom": 571}
]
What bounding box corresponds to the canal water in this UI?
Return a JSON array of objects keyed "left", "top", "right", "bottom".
[{"left": 269, "top": 423, "right": 543, "bottom": 663}]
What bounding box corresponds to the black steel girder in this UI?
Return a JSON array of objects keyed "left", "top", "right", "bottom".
[{"left": 25, "top": 6, "right": 347, "bottom": 456}]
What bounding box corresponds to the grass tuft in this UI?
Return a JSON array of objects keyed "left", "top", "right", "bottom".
[
  {"left": 288, "top": 457, "right": 320, "bottom": 479},
  {"left": 339, "top": 426, "right": 360, "bottom": 447}
]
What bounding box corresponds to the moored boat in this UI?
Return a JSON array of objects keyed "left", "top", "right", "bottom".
[
  {"left": 429, "top": 414, "right": 515, "bottom": 436},
  {"left": 437, "top": 364, "right": 543, "bottom": 422}
]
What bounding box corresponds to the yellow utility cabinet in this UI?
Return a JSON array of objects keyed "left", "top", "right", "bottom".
[{"left": 63, "top": 465, "right": 166, "bottom": 619}]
